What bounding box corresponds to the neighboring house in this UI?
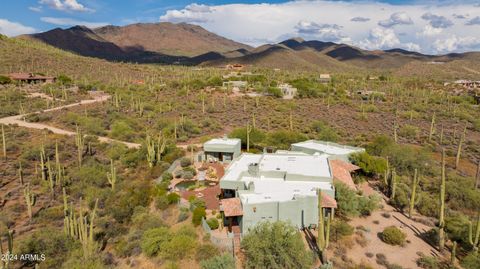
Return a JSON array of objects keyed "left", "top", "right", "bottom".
[
  {"left": 8, "top": 73, "right": 56, "bottom": 84},
  {"left": 291, "top": 140, "right": 365, "bottom": 162},
  {"left": 225, "top": 64, "right": 245, "bottom": 71},
  {"left": 219, "top": 152, "right": 343, "bottom": 234},
  {"left": 203, "top": 137, "right": 241, "bottom": 163},
  {"left": 319, "top": 74, "right": 331, "bottom": 84},
  {"left": 278, "top": 83, "right": 298, "bottom": 99}
]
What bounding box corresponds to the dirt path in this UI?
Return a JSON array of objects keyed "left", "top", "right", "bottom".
[
  {"left": 0, "top": 94, "right": 141, "bottom": 149},
  {"left": 345, "top": 182, "right": 442, "bottom": 269}
]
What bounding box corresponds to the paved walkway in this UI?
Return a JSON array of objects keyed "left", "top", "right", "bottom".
[{"left": 0, "top": 94, "right": 141, "bottom": 149}]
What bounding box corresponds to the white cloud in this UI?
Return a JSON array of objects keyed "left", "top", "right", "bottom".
[
  {"left": 378, "top": 12, "right": 413, "bottom": 28},
  {"left": 466, "top": 16, "right": 480, "bottom": 25},
  {"left": 39, "top": 0, "right": 93, "bottom": 13},
  {"left": 421, "top": 13, "right": 453, "bottom": 28},
  {"left": 433, "top": 35, "right": 480, "bottom": 53},
  {"left": 0, "top": 19, "right": 36, "bottom": 36},
  {"left": 40, "top": 17, "right": 108, "bottom": 28},
  {"left": 29, "top": 6, "right": 42, "bottom": 12},
  {"left": 158, "top": 1, "right": 480, "bottom": 54}
]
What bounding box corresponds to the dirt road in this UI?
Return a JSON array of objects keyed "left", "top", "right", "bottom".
[{"left": 0, "top": 94, "right": 141, "bottom": 149}]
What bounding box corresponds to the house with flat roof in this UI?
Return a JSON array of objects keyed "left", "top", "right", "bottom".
[
  {"left": 8, "top": 73, "right": 56, "bottom": 84},
  {"left": 291, "top": 140, "right": 365, "bottom": 162},
  {"left": 278, "top": 83, "right": 298, "bottom": 99},
  {"left": 203, "top": 137, "right": 241, "bottom": 163},
  {"left": 319, "top": 74, "right": 331, "bottom": 84},
  {"left": 219, "top": 152, "right": 341, "bottom": 234}
]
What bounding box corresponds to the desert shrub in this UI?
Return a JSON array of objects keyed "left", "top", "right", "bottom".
[
  {"left": 390, "top": 183, "right": 410, "bottom": 211},
  {"left": 399, "top": 125, "right": 419, "bottom": 139},
  {"left": 177, "top": 208, "right": 190, "bottom": 223},
  {"left": 57, "top": 74, "right": 73, "bottom": 85},
  {"left": 180, "top": 157, "right": 192, "bottom": 167},
  {"left": 0, "top": 75, "right": 11, "bottom": 84},
  {"left": 162, "top": 172, "right": 174, "bottom": 182},
  {"left": 155, "top": 195, "right": 169, "bottom": 210},
  {"left": 141, "top": 227, "right": 173, "bottom": 257},
  {"left": 416, "top": 193, "right": 438, "bottom": 218},
  {"left": 381, "top": 226, "right": 406, "bottom": 246},
  {"left": 350, "top": 152, "right": 387, "bottom": 176},
  {"left": 330, "top": 220, "right": 354, "bottom": 242},
  {"left": 266, "top": 130, "right": 307, "bottom": 150},
  {"left": 207, "top": 217, "right": 219, "bottom": 230},
  {"left": 461, "top": 252, "right": 480, "bottom": 269},
  {"left": 310, "top": 120, "right": 339, "bottom": 142},
  {"left": 161, "top": 234, "right": 197, "bottom": 261},
  {"left": 241, "top": 221, "right": 314, "bottom": 269},
  {"left": 17, "top": 229, "right": 78, "bottom": 268},
  {"left": 229, "top": 127, "right": 266, "bottom": 149},
  {"left": 200, "top": 253, "right": 236, "bottom": 269},
  {"left": 335, "top": 182, "right": 380, "bottom": 217},
  {"left": 195, "top": 244, "right": 220, "bottom": 262},
  {"left": 192, "top": 206, "right": 206, "bottom": 226},
  {"left": 167, "top": 193, "right": 180, "bottom": 204},
  {"left": 416, "top": 255, "right": 439, "bottom": 269}
]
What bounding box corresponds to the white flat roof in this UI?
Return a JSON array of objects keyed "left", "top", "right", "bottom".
[
  {"left": 223, "top": 153, "right": 332, "bottom": 182},
  {"left": 292, "top": 140, "right": 364, "bottom": 155},
  {"left": 204, "top": 138, "right": 241, "bottom": 146}
]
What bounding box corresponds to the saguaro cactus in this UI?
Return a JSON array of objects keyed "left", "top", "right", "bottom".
[
  {"left": 18, "top": 161, "right": 24, "bottom": 186},
  {"left": 146, "top": 134, "right": 156, "bottom": 168},
  {"left": 0, "top": 230, "right": 14, "bottom": 269},
  {"left": 451, "top": 241, "right": 457, "bottom": 264},
  {"left": 1, "top": 124, "right": 5, "bottom": 160},
  {"left": 429, "top": 112, "right": 436, "bottom": 142},
  {"left": 455, "top": 124, "right": 467, "bottom": 169},
  {"left": 246, "top": 121, "right": 252, "bottom": 152},
  {"left": 468, "top": 214, "right": 480, "bottom": 253},
  {"left": 390, "top": 169, "right": 397, "bottom": 200},
  {"left": 107, "top": 159, "right": 117, "bottom": 191},
  {"left": 23, "top": 183, "right": 36, "bottom": 220},
  {"left": 75, "top": 126, "right": 85, "bottom": 167},
  {"left": 439, "top": 148, "right": 446, "bottom": 252},
  {"left": 475, "top": 161, "right": 480, "bottom": 189},
  {"left": 409, "top": 169, "right": 419, "bottom": 219},
  {"left": 317, "top": 190, "right": 331, "bottom": 264}
]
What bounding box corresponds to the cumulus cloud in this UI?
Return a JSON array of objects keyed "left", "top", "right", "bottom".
[
  {"left": 0, "top": 19, "right": 36, "bottom": 36},
  {"left": 39, "top": 0, "right": 93, "bottom": 13},
  {"left": 433, "top": 35, "right": 480, "bottom": 53},
  {"left": 29, "top": 6, "right": 42, "bottom": 12},
  {"left": 466, "top": 16, "right": 480, "bottom": 25},
  {"left": 351, "top": 17, "right": 370, "bottom": 22},
  {"left": 160, "top": 3, "right": 213, "bottom": 23},
  {"left": 453, "top": 14, "right": 468, "bottom": 19},
  {"left": 378, "top": 12, "right": 413, "bottom": 27},
  {"left": 421, "top": 13, "right": 453, "bottom": 28},
  {"left": 40, "top": 17, "right": 108, "bottom": 28},
  {"left": 158, "top": 1, "right": 480, "bottom": 53},
  {"left": 293, "top": 21, "right": 348, "bottom": 42}
]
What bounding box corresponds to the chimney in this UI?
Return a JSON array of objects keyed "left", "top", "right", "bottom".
[{"left": 248, "top": 163, "right": 259, "bottom": 177}]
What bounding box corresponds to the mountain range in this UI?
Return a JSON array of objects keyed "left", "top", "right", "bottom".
[{"left": 20, "top": 22, "right": 480, "bottom": 71}]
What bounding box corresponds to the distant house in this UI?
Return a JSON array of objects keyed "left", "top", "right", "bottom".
[
  {"left": 278, "top": 83, "right": 297, "bottom": 99},
  {"left": 225, "top": 64, "right": 245, "bottom": 71},
  {"left": 319, "top": 74, "right": 331, "bottom": 84},
  {"left": 8, "top": 73, "right": 56, "bottom": 84},
  {"left": 203, "top": 137, "right": 241, "bottom": 163}
]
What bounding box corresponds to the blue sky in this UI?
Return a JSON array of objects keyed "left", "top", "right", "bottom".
[{"left": 1, "top": 1, "right": 480, "bottom": 54}]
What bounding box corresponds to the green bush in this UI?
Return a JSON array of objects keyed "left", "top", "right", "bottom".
[
  {"left": 335, "top": 182, "right": 380, "bottom": 217},
  {"left": 195, "top": 244, "right": 220, "bottom": 262},
  {"left": 310, "top": 120, "right": 339, "bottom": 142},
  {"left": 180, "top": 157, "right": 192, "bottom": 167},
  {"left": 141, "top": 227, "right": 172, "bottom": 257},
  {"left": 381, "top": 226, "right": 406, "bottom": 246},
  {"left": 161, "top": 234, "right": 197, "bottom": 261},
  {"left": 241, "top": 221, "right": 314, "bottom": 269},
  {"left": 0, "top": 75, "right": 12, "bottom": 85},
  {"left": 207, "top": 218, "right": 219, "bottom": 230},
  {"left": 330, "top": 220, "right": 354, "bottom": 242},
  {"left": 192, "top": 206, "right": 206, "bottom": 226},
  {"left": 461, "top": 252, "right": 480, "bottom": 269},
  {"left": 350, "top": 152, "right": 387, "bottom": 176},
  {"left": 200, "top": 253, "right": 236, "bottom": 269},
  {"left": 167, "top": 193, "right": 181, "bottom": 204}
]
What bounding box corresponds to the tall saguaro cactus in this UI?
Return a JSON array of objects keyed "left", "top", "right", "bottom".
[
  {"left": 23, "top": 183, "right": 36, "bottom": 220},
  {"left": 317, "top": 190, "right": 331, "bottom": 264},
  {"left": 0, "top": 230, "right": 14, "bottom": 269},
  {"left": 439, "top": 148, "right": 446, "bottom": 252},
  {"left": 1, "top": 124, "right": 5, "bottom": 160},
  {"left": 455, "top": 124, "right": 467, "bottom": 169},
  {"left": 107, "top": 159, "right": 117, "bottom": 191},
  {"left": 246, "top": 121, "right": 252, "bottom": 152},
  {"left": 429, "top": 112, "right": 436, "bottom": 142},
  {"left": 468, "top": 214, "right": 480, "bottom": 253},
  {"left": 75, "top": 126, "right": 85, "bottom": 167},
  {"left": 409, "top": 169, "right": 419, "bottom": 219},
  {"left": 390, "top": 169, "right": 397, "bottom": 200}
]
